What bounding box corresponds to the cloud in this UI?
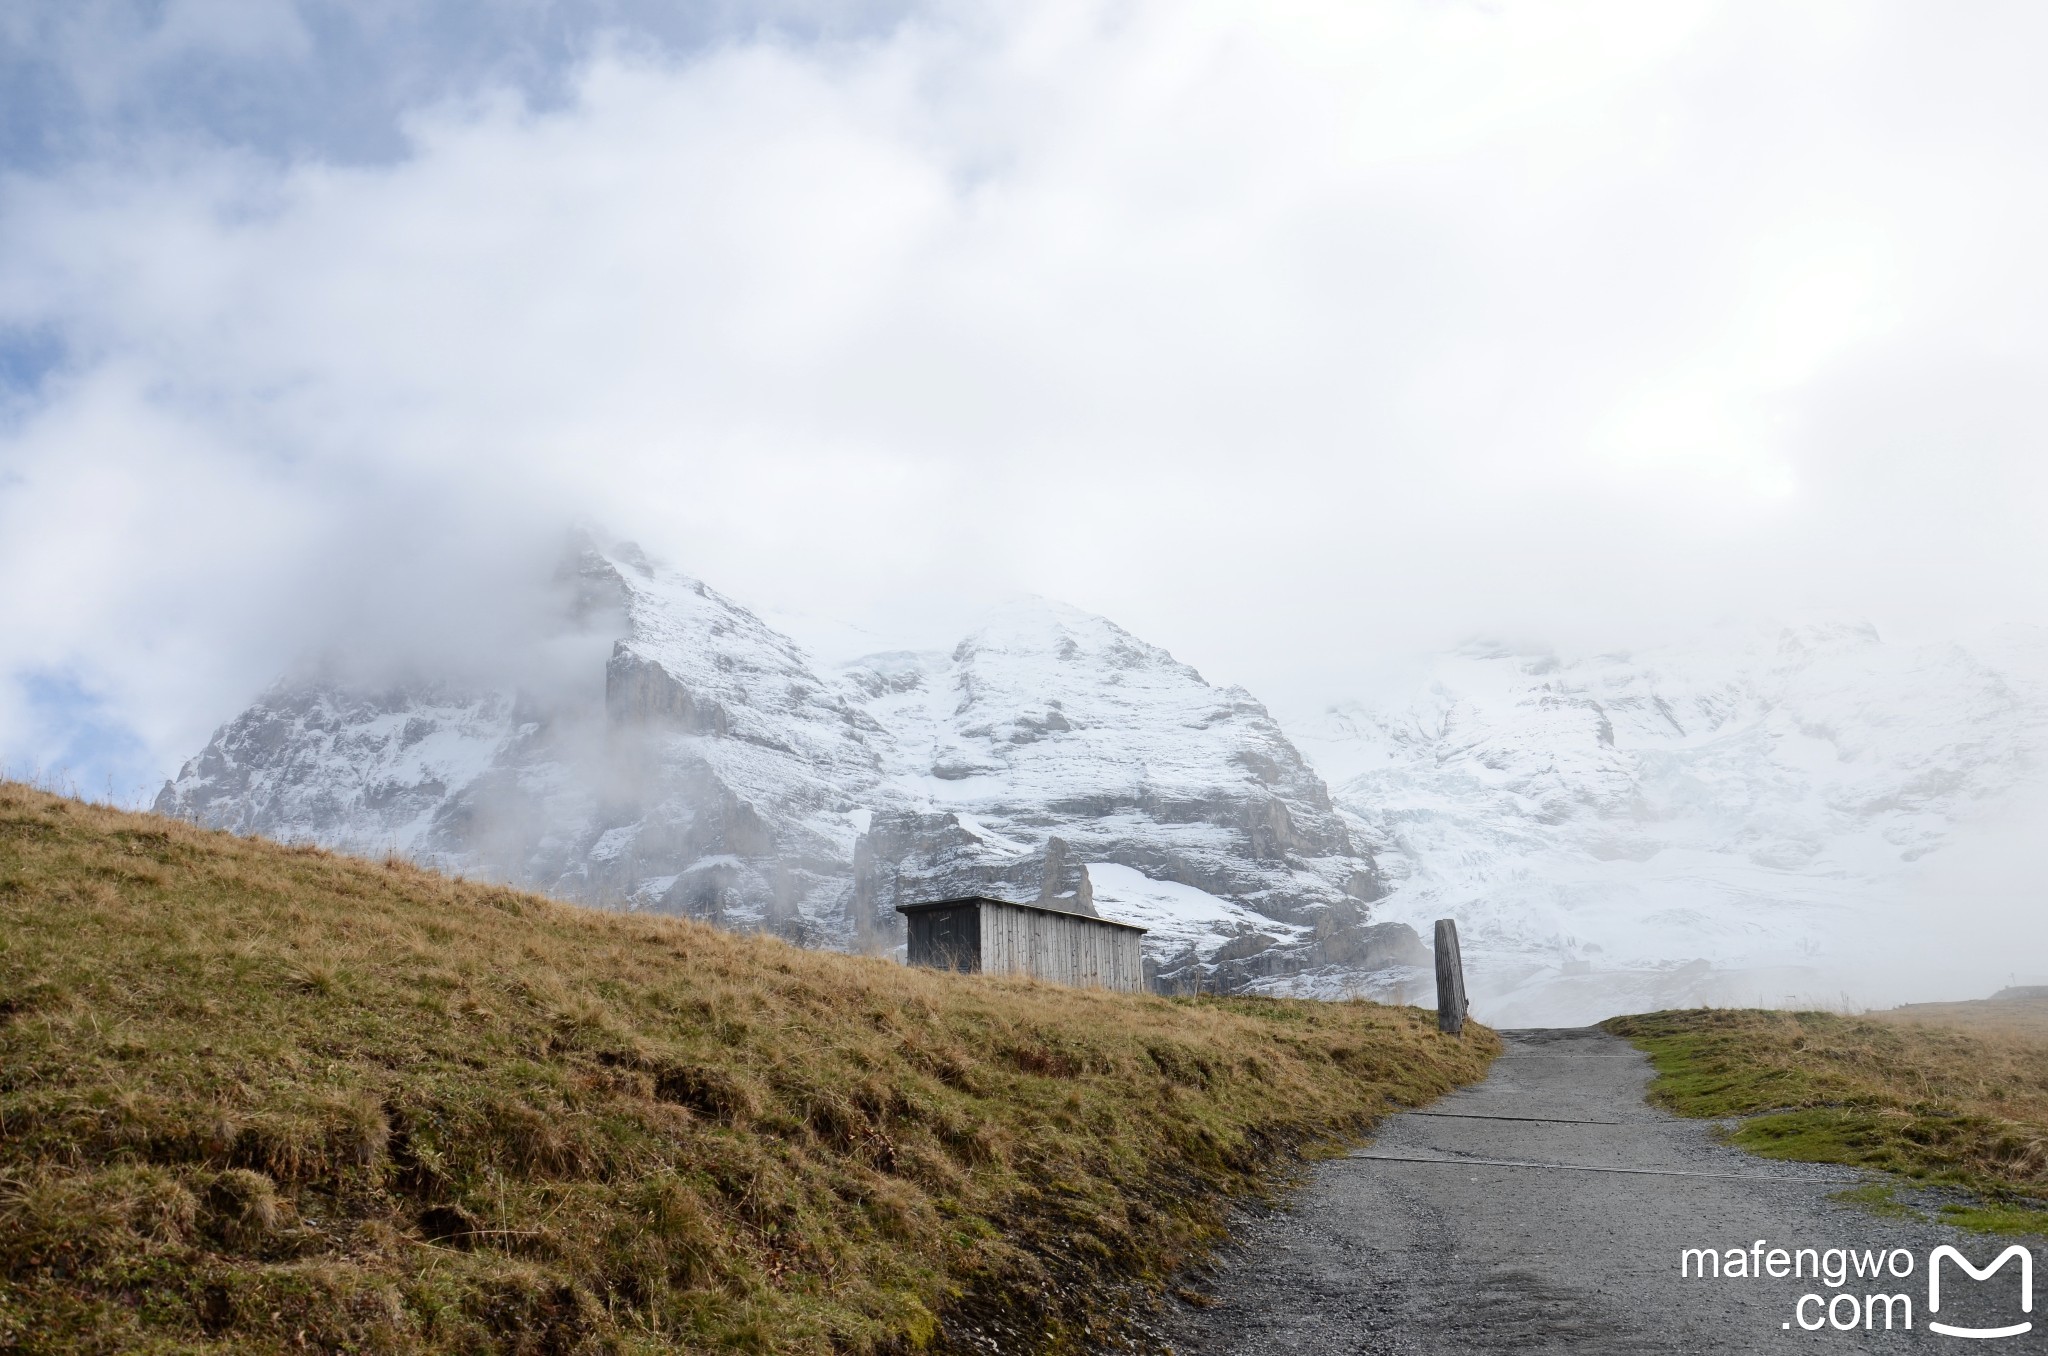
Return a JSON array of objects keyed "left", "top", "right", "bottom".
[{"left": 4, "top": 0, "right": 2048, "bottom": 790}]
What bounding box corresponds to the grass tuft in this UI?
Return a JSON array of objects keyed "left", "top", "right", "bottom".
[{"left": 0, "top": 782, "right": 1496, "bottom": 1352}]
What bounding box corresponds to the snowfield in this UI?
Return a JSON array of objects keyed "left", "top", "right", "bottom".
[{"left": 1291, "top": 623, "right": 2048, "bottom": 1022}]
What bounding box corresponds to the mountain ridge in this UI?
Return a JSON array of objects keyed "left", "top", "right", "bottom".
[
  {"left": 158, "top": 538, "right": 1410, "bottom": 991},
  {"left": 157, "top": 543, "right": 2048, "bottom": 1019}
]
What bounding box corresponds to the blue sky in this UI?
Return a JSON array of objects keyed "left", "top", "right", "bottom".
[
  {"left": 4, "top": 1, "right": 2048, "bottom": 802},
  {"left": 5, "top": 669, "right": 157, "bottom": 804},
  {"left": 0, "top": 2, "right": 914, "bottom": 170}
]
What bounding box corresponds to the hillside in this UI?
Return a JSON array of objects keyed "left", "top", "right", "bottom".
[{"left": 0, "top": 784, "right": 1495, "bottom": 1354}]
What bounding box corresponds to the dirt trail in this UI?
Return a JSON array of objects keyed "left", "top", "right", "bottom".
[{"left": 1154, "top": 1027, "right": 2037, "bottom": 1354}]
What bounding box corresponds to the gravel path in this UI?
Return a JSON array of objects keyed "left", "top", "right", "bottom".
[{"left": 1152, "top": 1027, "right": 2038, "bottom": 1354}]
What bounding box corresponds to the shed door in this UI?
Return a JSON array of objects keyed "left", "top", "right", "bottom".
[{"left": 926, "top": 906, "right": 980, "bottom": 974}]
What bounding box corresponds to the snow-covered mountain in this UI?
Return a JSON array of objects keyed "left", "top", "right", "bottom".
[
  {"left": 154, "top": 542, "right": 894, "bottom": 944},
  {"left": 838, "top": 600, "right": 1414, "bottom": 988},
  {"left": 156, "top": 537, "right": 2048, "bottom": 1018},
  {"left": 1289, "top": 622, "right": 2048, "bottom": 1023},
  {"left": 158, "top": 539, "right": 1416, "bottom": 988}
]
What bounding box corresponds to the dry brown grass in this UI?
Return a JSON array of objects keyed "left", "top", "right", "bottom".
[
  {"left": 1874, "top": 994, "right": 2048, "bottom": 1045},
  {"left": 0, "top": 783, "right": 1496, "bottom": 1353}
]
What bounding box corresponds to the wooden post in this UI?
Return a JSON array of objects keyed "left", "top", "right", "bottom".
[{"left": 1434, "top": 918, "right": 1468, "bottom": 1036}]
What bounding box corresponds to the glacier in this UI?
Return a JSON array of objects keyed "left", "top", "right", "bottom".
[{"left": 1290, "top": 622, "right": 2048, "bottom": 1023}]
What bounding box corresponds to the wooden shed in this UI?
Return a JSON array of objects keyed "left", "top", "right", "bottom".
[{"left": 896, "top": 896, "right": 1148, "bottom": 993}]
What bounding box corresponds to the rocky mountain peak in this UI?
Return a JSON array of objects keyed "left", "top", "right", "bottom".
[{"left": 159, "top": 543, "right": 1402, "bottom": 993}]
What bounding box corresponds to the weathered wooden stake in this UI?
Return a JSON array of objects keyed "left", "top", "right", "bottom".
[{"left": 1434, "top": 918, "right": 1468, "bottom": 1036}]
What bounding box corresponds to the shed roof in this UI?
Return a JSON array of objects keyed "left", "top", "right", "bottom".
[{"left": 894, "top": 894, "right": 1149, "bottom": 933}]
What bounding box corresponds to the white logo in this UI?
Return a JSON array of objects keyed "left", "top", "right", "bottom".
[{"left": 1929, "top": 1245, "right": 2033, "bottom": 1340}]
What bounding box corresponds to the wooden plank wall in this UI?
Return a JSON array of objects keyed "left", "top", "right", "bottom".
[{"left": 979, "top": 901, "right": 1144, "bottom": 993}]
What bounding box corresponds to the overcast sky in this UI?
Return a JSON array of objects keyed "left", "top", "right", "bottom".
[{"left": 4, "top": 0, "right": 2047, "bottom": 799}]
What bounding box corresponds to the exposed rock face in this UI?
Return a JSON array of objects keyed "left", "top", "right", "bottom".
[{"left": 158, "top": 541, "right": 1401, "bottom": 989}]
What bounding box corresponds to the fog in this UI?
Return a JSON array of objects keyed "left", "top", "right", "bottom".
[{"left": 3, "top": 3, "right": 2045, "bottom": 1009}]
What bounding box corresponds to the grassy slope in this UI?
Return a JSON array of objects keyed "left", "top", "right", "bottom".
[
  {"left": 0, "top": 785, "right": 1496, "bottom": 1353},
  {"left": 1604, "top": 1007, "right": 2048, "bottom": 1234}
]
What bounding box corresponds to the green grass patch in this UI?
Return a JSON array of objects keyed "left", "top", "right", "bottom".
[
  {"left": 0, "top": 784, "right": 1498, "bottom": 1353},
  {"left": 1936, "top": 1202, "right": 2048, "bottom": 1239},
  {"left": 1829, "top": 1182, "right": 1923, "bottom": 1223},
  {"left": 1606, "top": 1008, "right": 2048, "bottom": 1237}
]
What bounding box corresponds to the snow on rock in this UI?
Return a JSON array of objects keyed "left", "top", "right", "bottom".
[
  {"left": 836, "top": 598, "right": 1404, "bottom": 988},
  {"left": 1085, "top": 863, "right": 1280, "bottom": 951},
  {"left": 148, "top": 682, "right": 522, "bottom": 859}
]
